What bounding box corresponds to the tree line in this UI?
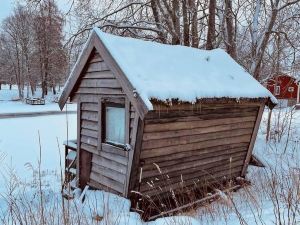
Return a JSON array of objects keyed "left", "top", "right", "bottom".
[
  {"left": 67, "top": 0, "right": 300, "bottom": 81},
  {"left": 0, "top": 0, "right": 67, "bottom": 99}
]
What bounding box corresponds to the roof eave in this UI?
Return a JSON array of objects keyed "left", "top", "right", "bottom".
[{"left": 58, "top": 29, "right": 149, "bottom": 118}]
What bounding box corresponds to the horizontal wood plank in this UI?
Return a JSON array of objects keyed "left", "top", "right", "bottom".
[
  {"left": 141, "top": 151, "right": 246, "bottom": 179},
  {"left": 144, "top": 116, "right": 256, "bottom": 133},
  {"left": 83, "top": 71, "right": 115, "bottom": 79},
  {"left": 88, "top": 180, "right": 120, "bottom": 195},
  {"left": 81, "top": 102, "right": 98, "bottom": 112},
  {"left": 81, "top": 135, "right": 98, "bottom": 146},
  {"left": 145, "top": 110, "right": 258, "bottom": 124},
  {"left": 140, "top": 163, "right": 244, "bottom": 193},
  {"left": 141, "top": 134, "right": 252, "bottom": 159},
  {"left": 90, "top": 171, "right": 124, "bottom": 193},
  {"left": 81, "top": 111, "right": 98, "bottom": 122},
  {"left": 81, "top": 128, "right": 98, "bottom": 139},
  {"left": 92, "top": 154, "right": 127, "bottom": 174},
  {"left": 98, "top": 150, "right": 128, "bottom": 166},
  {"left": 86, "top": 61, "right": 110, "bottom": 72},
  {"left": 142, "top": 146, "right": 248, "bottom": 170},
  {"left": 76, "top": 88, "right": 123, "bottom": 95},
  {"left": 92, "top": 163, "right": 126, "bottom": 184},
  {"left": 80, "top": 79, "right": 121, "bottom": 88},
  {"left": 143, "top": 142, "right": 248, "bottom": 165},
  {"left": 143, "top": 121, "right": 255, "bottom": 141},
  {"left": 141, "top": 167, "right": 243, "bottom": 197},
  {"left": 82, "top": 119, "right": 98, "bottom": 131},
  {"left": 101, "top": 143, "right": 128, "bottom": 157},
  {"left": 142, "top": 128, "right": 253, "bottom": 150}
]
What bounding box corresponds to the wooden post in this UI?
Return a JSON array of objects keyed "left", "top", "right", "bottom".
[
  {"left": 266, "top": 108, "right": 273, "bottom": 142},
  {"left": 65, "top": 145, "right": 68, "bottom": 182},
  {"left": 297, "top": 81, "right": 300, "bottom": 104},
  {"left": 76, "top": 101, "right": 81, "bottom": 187}
]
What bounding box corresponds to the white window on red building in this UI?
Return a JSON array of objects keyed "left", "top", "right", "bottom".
[{"left": 275, "top": 86, "right": 280, "bottom": 95}]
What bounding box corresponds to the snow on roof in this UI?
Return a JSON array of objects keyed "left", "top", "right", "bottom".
[{"left": 95, "top": 28, "right": 277, "bottom": 109}]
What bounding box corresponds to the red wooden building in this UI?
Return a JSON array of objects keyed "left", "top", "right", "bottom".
[{"left": 266, "top": 74, "right": 300, "bottom": 106}]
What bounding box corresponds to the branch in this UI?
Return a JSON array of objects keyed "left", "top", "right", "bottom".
[{"left": 279, "top": 0, "right": 300, "bottom": 11}]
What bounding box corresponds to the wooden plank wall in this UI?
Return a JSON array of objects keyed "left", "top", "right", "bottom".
[
  {"left": 72, "top": 50, "right": 136, "bottom": 195},
  {"left": 136, "top": 103, "right": 261, "bottom": 197}
]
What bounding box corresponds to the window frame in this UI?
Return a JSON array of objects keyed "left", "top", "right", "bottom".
[
  {"left": 275, "top": 85, "right": 280, "bottom": 96},
  {"left": 288, "top": 86, "right": 294, "bottom": 92},
  {"left": 100, "top": 98, "right": 129, "bottom": 150}
]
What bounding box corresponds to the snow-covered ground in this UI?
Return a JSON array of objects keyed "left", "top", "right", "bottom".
[
  {"left": 0, "top": 114, "right": 77, "bottom": 192},
  {"left": 0, "top": 85, "right": 77, "bottom": 210},
  {"left": 0, "top": 101, "right": 76, "bottom": 114},
  {"left": 0, "top": 85, "right": 299, "bottom": 224}
]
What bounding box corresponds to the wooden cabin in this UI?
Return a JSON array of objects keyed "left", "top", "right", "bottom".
[
  {"left": 266, "top": 74, "right": 300, "bottom": 107},
  {"left": 59, "top": 28, "right": 277, "bottom": 216}
]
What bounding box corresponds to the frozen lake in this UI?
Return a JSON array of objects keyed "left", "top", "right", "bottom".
[{"left": 0, "top": 114, "right": 77, "bottom": 192}]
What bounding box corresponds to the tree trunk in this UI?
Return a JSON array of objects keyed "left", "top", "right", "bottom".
[
  {"left": 266, "top": 109, "right": 272, "bottom": 142},
  {"left": 52, "top": 85, "right": 56, "bottom": 95},
  {"left": 150, "top": 0, "right": 167, "bottom": 43},
  {"left": 253, "top": 9, "right": 278, "bottom": 80},
  {"left": 206, "top": 0, "right": 216, "bottom": 50},
  {"left": 171, "top": 0, "right": 181, "bottom": 44},
  {"left": 182, "top": 0, "right": 190, "bottom": 46},
  {"left": 225, "top": 0, "right": 237, "bottom": 59},
  {"left": 190, "top": 0, "right": 199, "bottom": 47},
  {"left": 251, "top": 0, "right": 280, "bottom": 80}
]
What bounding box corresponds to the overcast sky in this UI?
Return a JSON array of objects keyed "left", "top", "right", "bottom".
[
  {"left": 0, "top": 0, "right": 13, "bottom": 22},
  {"left": 0, "top": 0, "right": 71, "bottom": 23}
]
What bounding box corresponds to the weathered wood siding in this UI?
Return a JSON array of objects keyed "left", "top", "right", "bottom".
[
  {"left": 73, "top": 50, "right": 137, "bottom": 195},
  {"left": 135, "top": 103, "right": 261, "bottom": 197},
  {"left": 71, "top": 50, "right": 124, "bottom": 101}
]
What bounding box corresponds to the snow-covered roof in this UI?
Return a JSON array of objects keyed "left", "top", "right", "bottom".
[
  {"left": 59, "top": 28, "right": 277, "bottom": 112},
  {"left": 93, "top": 28, "right": 277, "bottom": 109}
]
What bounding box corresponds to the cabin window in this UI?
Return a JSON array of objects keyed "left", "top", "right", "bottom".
[
  {"left": 288, "top": 87, "right": 294, "bottom": 92},
  {"left": 103, "top": 102, "right": 126, "bottom": 146},
  {"left": 275, "top": 86, "right": 280, "bottom": 95}
]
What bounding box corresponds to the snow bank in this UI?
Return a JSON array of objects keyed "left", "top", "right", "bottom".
[{"left": 94, "top": 28, "right": 277, "bottom": 110}]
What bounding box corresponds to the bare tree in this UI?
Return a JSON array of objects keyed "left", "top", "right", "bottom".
[
  {"left": 224, "top": 0, "right": 237, "bottom": 59},
  {"left": 206, "top": 0, "right": 216, "bottom": 50},
  {"left": 0, "top": 1, "right": 67, "bottom": 99}
]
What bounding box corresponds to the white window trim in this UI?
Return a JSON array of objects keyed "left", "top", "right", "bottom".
[
  {"left": 288, "top": 87, "right": 294, "bottom": 92},
  {"left": 275, "top": 85, "right": 280, "bottom": 95}
]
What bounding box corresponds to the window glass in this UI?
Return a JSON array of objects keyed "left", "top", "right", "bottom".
[
  {"left": 105, "top": 106, "right": 125, "bottom": 145},
  {"left": 275, "top": 86, "right": 280, "bottom": 95}
]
